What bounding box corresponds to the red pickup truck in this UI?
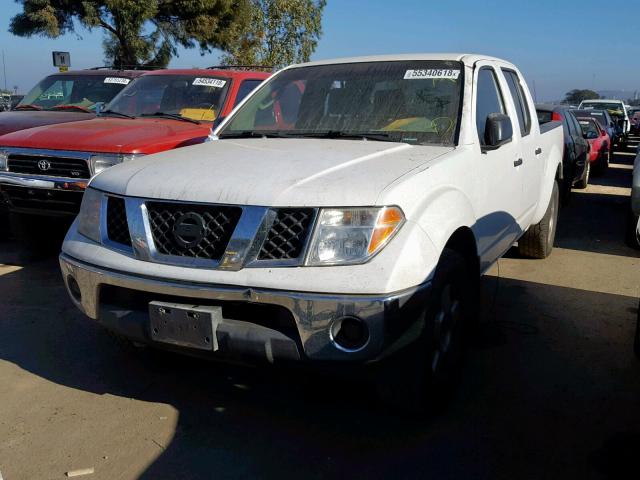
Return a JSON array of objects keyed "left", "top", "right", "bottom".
[
  {"left": 0, "top": 69, "right": 145, "bottom": 136},
  {"left": 0, "top": 67, "right": 270, "bottom": 240}
]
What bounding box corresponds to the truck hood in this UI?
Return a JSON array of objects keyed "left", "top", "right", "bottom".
[
  {"left": 0, "top": 110, "right": 92, "bottom": 136},
  {"left": 0, "top": 117, "right": 211, "bottom": 154},
  {"left": 92, "top": 138, "right": 454, "bottom": 206}
]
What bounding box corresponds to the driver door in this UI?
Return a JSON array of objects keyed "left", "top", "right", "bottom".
[{"left": 472, "top": 64, "right": 524, "bottom": 267}]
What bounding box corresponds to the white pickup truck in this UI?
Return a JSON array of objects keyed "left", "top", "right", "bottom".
[{"left": 60, "top": 54, "right": 563, "bottom": 406}]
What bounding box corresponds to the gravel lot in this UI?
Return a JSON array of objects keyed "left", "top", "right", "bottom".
[{"left": 0, "top": 140, "right": 638, "bottom": 480}]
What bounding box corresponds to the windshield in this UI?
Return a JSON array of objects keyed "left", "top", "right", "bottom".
[
  {"left": 106, "top": 75, "right": 230, "bottom": 122},
  {"left": 18, "top": 74, "right": 132, "bottom": 111},
  {"left": 219, "top": 61, "right": 464, "bottom": 145},
  {"left": 581, "top": 101, "right": 625, "bottom": 117}
]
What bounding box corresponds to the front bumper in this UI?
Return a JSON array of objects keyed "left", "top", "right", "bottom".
[
  {"left": 60, "top": 253, "right": 431, "bottom": 364},
  {"left": 0, "top": 172, "right": 87, "bottom": 216}
]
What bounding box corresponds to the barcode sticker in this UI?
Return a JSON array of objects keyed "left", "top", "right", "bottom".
[
  {"left": 104, "top": 77, "right": 130, "bottom": 85},
  {"left": 404, "top": 69, "right": 460, "bottom": 80},
  {"left": 192, "top": 78, "right": 227, "bottom": 88}
]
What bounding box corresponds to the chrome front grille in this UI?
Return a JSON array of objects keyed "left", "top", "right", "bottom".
[
  {"left": 7, "top": 154, "right": 90, "bottom": 179},
  {"left": 102, "top": 196, "right": 317, "bottom": 269},
  {"left": 146, "top": 202, "right": 243, "bottom": 261}
]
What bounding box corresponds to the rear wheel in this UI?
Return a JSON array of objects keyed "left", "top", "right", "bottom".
[
  {"left": 626, "top": 211, "right": 640, "bottom": 250},
  {"left": 593, "top": 148, "right": 610, "bottom": 176},
  {"left": 518, "top": 180, "right": 559, "bottom": 259},
  {"left": 575, "top": 160, "right": 590, "bottom": 189},
  {"left": 375, "top": 249, "right": 475, "bottom": 414},
  {"left": 635, "top": 300, "right": 640, "bottom": 360}
]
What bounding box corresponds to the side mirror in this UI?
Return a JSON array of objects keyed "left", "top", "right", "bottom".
[
  {"left": 212, "top": 115, "right": 226, "bottom": 130},
  {"left": 601, "top": 130, "right": 607, "bottom": 137},
  {"left": 483, "top": 113, "right": 513, "bottom": 150}
]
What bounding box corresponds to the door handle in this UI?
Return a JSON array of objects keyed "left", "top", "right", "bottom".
[
  {"left": 535, "top": 147, "right": 542, "bottom": 155},
  {"left": 514, "top": 158, "right": 523, "bottom": 167}
]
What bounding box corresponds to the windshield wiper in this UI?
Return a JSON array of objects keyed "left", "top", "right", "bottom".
[
  {"left": 218, "top": 130, "right": 295, "bottom": 139},
  {"left": 48, "top": 104, "right": 92, "bottom": 113},
  {"left": 99, "top": 109, "right": 135, "bottom": 119},
  {"left": 14, "top": 104, "right": 42, "bottom": 111},
  {"left": 288, "top": 130, "right": 398, "bottom": 142},
  {"left": 140, "top": 112, "right": 201, "bottom": 124}
]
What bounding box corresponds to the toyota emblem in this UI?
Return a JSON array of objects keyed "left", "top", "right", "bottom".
[
  {"left": 172, "top": 212, "right": 206, "bottom": 248},
  {"left": 37, "top": 159, "right": 51, "bottom": 171}
]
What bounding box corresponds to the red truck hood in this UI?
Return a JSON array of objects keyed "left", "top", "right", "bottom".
[
  {"left": 0, "top": 117, "right": 212, "bottom": 154},
  {"left": 0, "top": 110, "right": 92, "bottom": 136}
]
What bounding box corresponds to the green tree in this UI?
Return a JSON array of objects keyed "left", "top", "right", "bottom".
[
  {"left": 564, "top": 89, "right": 600, "bottom": 105},
  {"left": 221, "top": 0, "right": 326, "bottom": 69},
  {"left": 9, "top": 0, "right": 250, "bottom": 68}
]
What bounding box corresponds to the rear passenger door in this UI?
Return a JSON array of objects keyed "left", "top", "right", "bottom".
[
  {"left": 473, "top": 64, "right": 523, "bottom": 265},
  {"left": 501, "top": 69, "right": 541, "bottom": 217}
]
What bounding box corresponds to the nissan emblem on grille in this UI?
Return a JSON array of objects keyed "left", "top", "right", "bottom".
[
  {"left": 37, "top": 159, "right": 51, "bottom": 171},
  {"left": 172, "top": 212, "right": 207, "bottom": 248}
]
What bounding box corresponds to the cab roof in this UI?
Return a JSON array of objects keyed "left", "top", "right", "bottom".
[
  {"left": 141, "top": 68, "right": 271, "bottom": 79},
  {"left": 289, "top": 53, "right": 513, "bottom": 69},
  {"left": 50, "top": 69, "right": 146, "bottom": 78}
]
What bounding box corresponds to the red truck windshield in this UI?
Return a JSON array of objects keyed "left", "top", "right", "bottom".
[
  {"left": 17, "top": 74, "right": 133, "bottom": 112},
  {"left": 106, "top": 75, "right": 230, "bottom": 122}
]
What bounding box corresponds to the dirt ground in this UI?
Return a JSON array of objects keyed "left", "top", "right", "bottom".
[{"left": 0, "top": 139, "right": 638, "bottom": 479}]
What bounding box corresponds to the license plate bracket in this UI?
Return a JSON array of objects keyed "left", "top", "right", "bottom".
[{"left": 149, "top": 301, "right": 222, "bottom": 351}]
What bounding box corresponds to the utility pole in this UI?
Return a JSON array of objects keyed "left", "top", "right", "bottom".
[{"left": 2, "top": 50, "right": 6, "bottom": 92}]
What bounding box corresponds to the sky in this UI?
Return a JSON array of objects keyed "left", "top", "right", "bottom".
[{"left": 0, "top": 0, "right": 637, "bottom": 101}]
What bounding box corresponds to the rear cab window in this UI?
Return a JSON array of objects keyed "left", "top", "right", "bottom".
[
  {"left": 233, "top": 79, "right": 264, "bottom": 108},
  {"left": 502, "top": 69, "right": 531, "bottom": 136}
]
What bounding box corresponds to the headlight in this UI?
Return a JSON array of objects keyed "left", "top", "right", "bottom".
[
  {"left": 90, "top": 153, "right": 141, "bottom": 176},
  {"left": 77, "top": 188, "right": 103, "bottom": 243},
  {"left": 306, "top": 206, "right": 405, "bottom": 266},
  {"left": 0, "top": 150, "right": 7, "bottom": 170}
]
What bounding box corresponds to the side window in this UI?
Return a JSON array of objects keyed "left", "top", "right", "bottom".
[
  {"left": 570, "top": 115, "right": 584, "bottom": 139},
  {"left": 233, "top": 79, "right": 263, "bottom": 108},
  {"left": 475, "top": 68, "right": 506, "bottom": 145},
  {"left": 502, "top": 70, "right": 532, "bottom": 136}
]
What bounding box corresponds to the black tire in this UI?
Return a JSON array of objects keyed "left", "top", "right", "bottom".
[
  {"left": 375, "top": 249, "right": 475, "bottom": 414},
  {"left": 593, "top": 148, "right": 610, "bottom": 176},
  {"left": 518, "top": 180, "right": 559, "bottom": 259},
  {"left": 635, "top": 300, "right": 640, "bottom": 360},
  {"left": 9, "top": 213, "right": 70, "bottom": 255},
  {"left": 0, "top": 208, "right": 10, "bottom": 241},
  {"left": 626, "top": 211, "right": 640, "bottom": 250},
  {"left": 575, "top": 160, "right": 590, "bottom": 189}
]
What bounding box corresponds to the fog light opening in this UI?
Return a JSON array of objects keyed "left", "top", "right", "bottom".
[
  {"left": 67, "top": 275, "right": 82, "bottom": 303},
  {"left": 330, "top": 316, "right": 370, "bottom": 352}
]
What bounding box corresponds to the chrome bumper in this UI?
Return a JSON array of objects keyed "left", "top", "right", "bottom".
[
  {"left": 60, "top": 253, "right": 431, "bottom": 363},
  {"left": 0, "top": 171, "right": 88, "bottom": 191}
]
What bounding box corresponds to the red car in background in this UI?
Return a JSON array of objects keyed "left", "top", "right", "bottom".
[
  {"left": 576, "top": 116, "right": 610, "bottom": 174},
  {"left": 0, "top": 67, "right": 270, "bottom": 243}
]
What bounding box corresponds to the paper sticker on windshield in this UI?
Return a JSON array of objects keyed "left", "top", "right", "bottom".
[
  {"left": 104, "top": 77, "right": 130, "bottom": 85},
  {"left": 404, "top": 69, "right": 460, "bottom": 80},
  {"left": 192, "top": 78, "right": 227, "bottom": 88}
]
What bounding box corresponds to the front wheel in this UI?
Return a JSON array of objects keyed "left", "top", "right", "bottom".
[
  {"left": 518, "top": 180, "right": 559, "bottom": 259},
  {"left": 375, "top": 249, "right": 475, "bottom": 414}
]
